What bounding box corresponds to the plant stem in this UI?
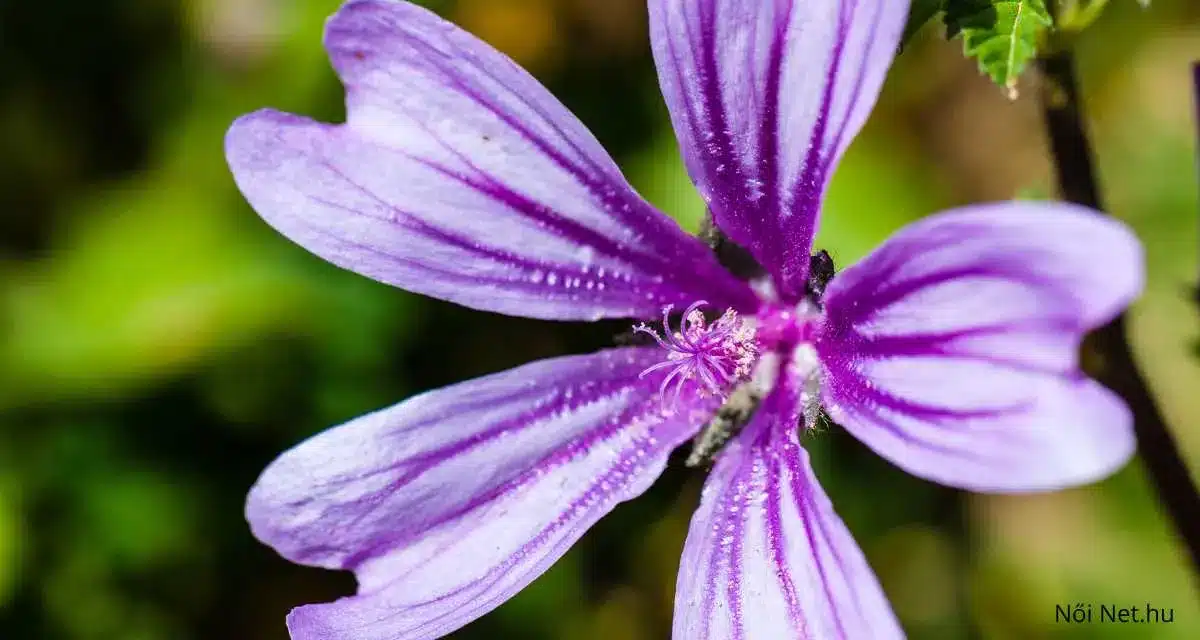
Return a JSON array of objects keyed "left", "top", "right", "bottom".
[
  {"left": 1037, "top": 46, "right": 1200, "bottom": 585},
  {"left": 1193, "top": 61, "right": 1200, "bottom": 307}
]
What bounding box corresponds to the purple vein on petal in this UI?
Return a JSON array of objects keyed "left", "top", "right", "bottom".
[
  {"left": 764, "top": 440, "right": 806, "bottom": 636},
  {"left": 356, "top": 23, "right": 689, "bottom": 254},
  {"left": 752, "top": 0, "right": 792, "bottom": 279},
  {"left": 817, "top": 0, "right": 888, "bottom": 180},
  {"left": 227, "top": 0, "right": 767, "bottom": 323},
  {"left": 332, "top": 428, "right": 662, "bottom": 639},
  {"left": 249, "top": 120, "right": 608, "bottom": 293},
  {"left": 301, "top": 147, "right": 675, "bottom": 303},
  {"left": 783, "top": 2, "right": 844, "bottom": 293},
  {"left": 794, "top": 465, "right": 850, "bottom": 639},
  {"left": 337, "top": 11, "right": 603, "bottom": 178},
  {"left": 675, "top": 383, "right": 903, "bottom": 639},
  {"left": 344, "top": 390, "right": 652, "bottom": 569},
  {"left": 295, "top": 197, "right": 571, "bottom": 296},
  {"left": 698, "top": 474, "right": 733, "bottom": 640},
  {"left": 342, "top": 91, "right": 671, "bottom": 273},
  {"left": 313, "top": 379, "right": 622, "bottom": 509},
  {"left": 833, "top": 266, "right": 1068, "bottom": 327},
  {"left": 820, "top": 361, "right": 1034, "bottom": 469},
  {"left": 693, "top": 1, "right": 753, "bottom": 221},
  {"left": 650, "top": 0, "right": 910, "bottom": 302},
  {"left": 826, "top": 364, "right": 1027, "bottom": 427},
  {"left": 367, "top": 405, "right": 673, "bottom": 634}
]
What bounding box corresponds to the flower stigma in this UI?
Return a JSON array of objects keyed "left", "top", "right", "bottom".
[{"left": 634, "top": 301, "right": 759, "bottom": 409}]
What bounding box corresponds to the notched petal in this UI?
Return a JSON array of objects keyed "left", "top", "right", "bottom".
[
  {"left": 226, "top": 0, "right": 756, "bottom": 322},
  {"left": 818, "top": 203, "right": 1143, "bottom": 492},
  {"left": 673, "top": 386, "right": 902, "bottom": 640},
  {"left": 649, "top": 0, "right": 910, "bottom": 297},
  {"left": 248, "top": 348, "right": 719, "bottom": 640}
]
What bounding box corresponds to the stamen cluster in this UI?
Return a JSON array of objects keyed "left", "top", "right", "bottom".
[{"left": 634, "top": 301, "right": 758, "bottom": 408}]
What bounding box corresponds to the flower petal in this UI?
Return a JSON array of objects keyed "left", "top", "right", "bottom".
[
  {"left": 818, "top": 203, "right": 1143, "bottom": 492},
  {"left": 673, "top": 385, "right": 902, "bottom": 640},
  {"left": 248, "top": 348, "right": 718, "bottom": 640},
  {"left": 226, "top": 0, "right": 756, "bottom": 321},
  {"left": 649, "top": 0, "right": 909, "bottom": 297}
]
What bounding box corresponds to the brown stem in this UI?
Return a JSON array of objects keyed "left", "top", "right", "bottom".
[
  {"left": 1193, "top": 61, "right": 1200, "bottom": 307},
  {"left": 1038, "top": 47, "right": 1200, "bottom": 585}
]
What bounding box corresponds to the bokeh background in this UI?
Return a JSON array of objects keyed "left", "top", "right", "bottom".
[{"left": 1, "top": 0, "right": 1198, "bottom": 638}]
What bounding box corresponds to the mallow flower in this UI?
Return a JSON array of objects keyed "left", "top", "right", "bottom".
[{"left": 225, "top": 0, "right": 1143, "bottom": 638}]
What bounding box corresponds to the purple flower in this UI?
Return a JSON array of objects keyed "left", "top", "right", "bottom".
[{"left": 224, "top": 0, "right": 1143, "bottom": 638}]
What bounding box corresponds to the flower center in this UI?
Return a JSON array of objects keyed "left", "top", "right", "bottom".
[
  {"left": 631, "top": 250, "right": 838, "bottom": 466},
  {"left": 632, "top": 298, "right": 827, "bottom": 467},
  {"left": 633, "top": 301, "right": 759, "bottom": 407}
]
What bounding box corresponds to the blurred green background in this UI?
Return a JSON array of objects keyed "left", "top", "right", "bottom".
[{"left": 0, "top": 0, "right": 1198, "bottom": 638}]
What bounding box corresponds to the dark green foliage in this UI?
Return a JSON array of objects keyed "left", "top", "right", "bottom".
[{"left": 902, "top": 0, "right": 946, "bottom": 47}]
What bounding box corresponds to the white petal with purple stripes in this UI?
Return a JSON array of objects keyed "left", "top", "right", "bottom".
[
  {"left": 247, "top": 348, "right": 718, "bottom": 640},
  {"left": 649, "top": 0, "right": 910, "bottom": 297},
  {"left": 818, "top": 203, "right": 1142, "bottom": 492},
  {"left": 674, "top": 386, "right": 902, "bottom": 640},
  {"left": 226, "top": 0, "right": 756, "bottom": 321}
]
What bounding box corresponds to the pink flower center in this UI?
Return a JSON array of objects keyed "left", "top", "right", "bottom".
[{"left": 634, "top": 301, "right": 759, "bottom": 407}]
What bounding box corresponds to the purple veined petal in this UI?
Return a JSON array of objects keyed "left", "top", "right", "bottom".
[
  {"left": 817, "top": 202, "right": 1143, "bottom": 492},
  {"left": 247, "top": 348, "right": 720, "bottom": 640},
  {"left": 226, "top": 0, "right": 757, "bottom": 322},
  {"left": 673, "top": 383, "right": 903, "bottom": 640},
  {"left": 649, "top": 0, "right": 910, "bottom": 299}
]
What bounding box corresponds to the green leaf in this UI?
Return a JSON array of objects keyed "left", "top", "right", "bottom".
[
  {"left": 902, "top": 0, "right": 945, "bottom": 48},
  {"left": 944, "top": 0, "right": 1052, "bottom": 97}
]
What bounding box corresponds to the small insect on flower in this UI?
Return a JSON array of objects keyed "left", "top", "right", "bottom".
[{"left": 226, "top": 1, "right": 1144, "bottom": 639}]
